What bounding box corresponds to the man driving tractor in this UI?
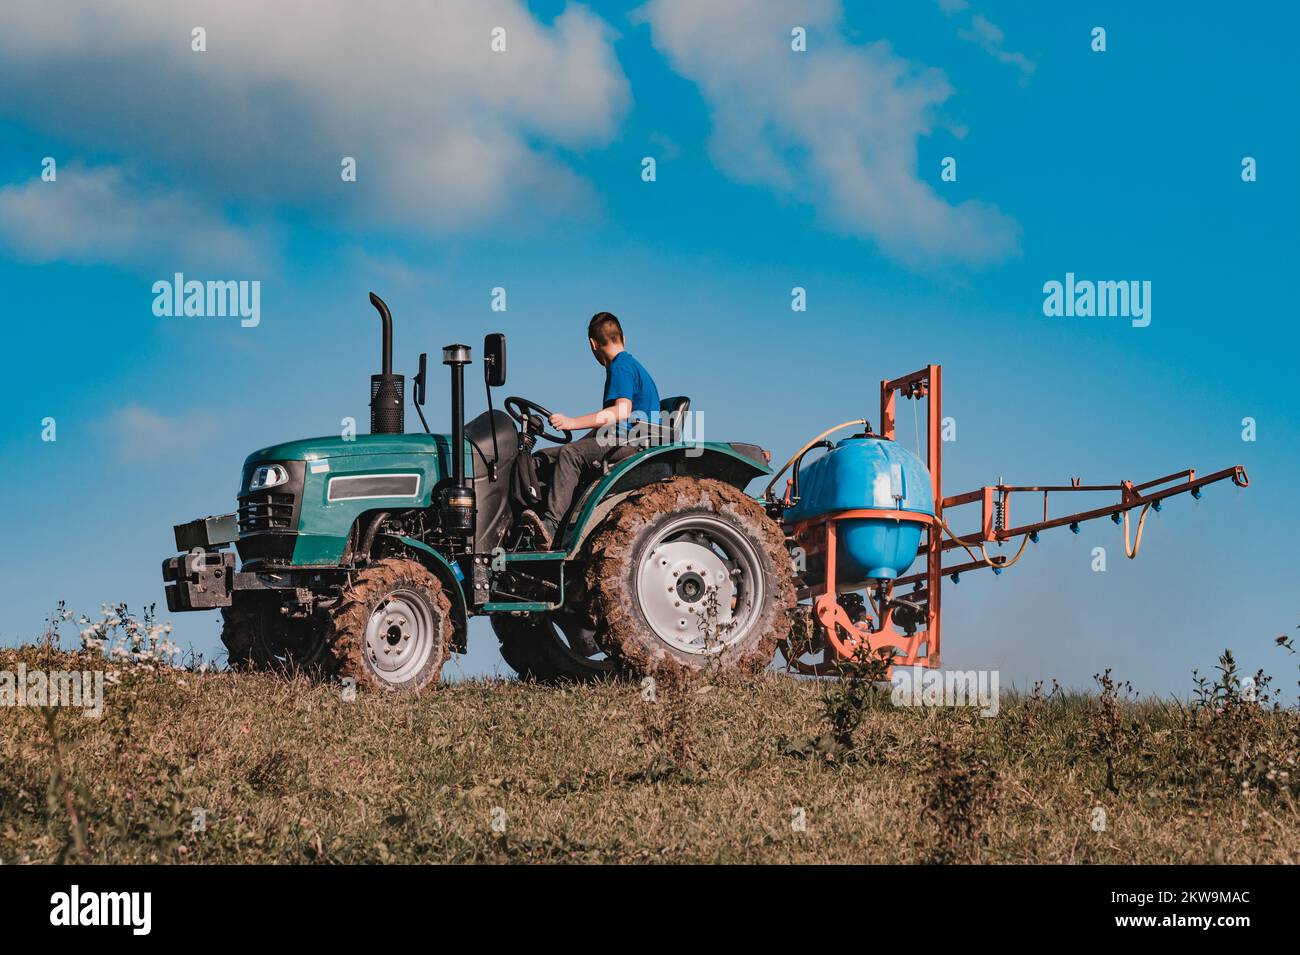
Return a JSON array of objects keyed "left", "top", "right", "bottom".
[{"left": 519, "top": 312, "right": 660, "bottom": 548}]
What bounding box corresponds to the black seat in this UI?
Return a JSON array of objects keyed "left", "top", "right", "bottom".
[
  {"left": 464, "top": 409, "right": 519, "bottom": 552},
  {"left": 658, "top": 396, "right": 690, "bottom": 443},
  {"left": 465, "top": 408, "right": 516, "bottom": 463},
  {"left": 603, "top": 395, "right": 692, "bottom": 469}
]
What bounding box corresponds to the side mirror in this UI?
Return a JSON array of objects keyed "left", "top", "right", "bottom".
[
  {"left": 413, "top": 352, "right": 427, "bottom": 406},
  {"left": 413, "top": 356, "right": 428, "bottom": 407},
  {"left": 484, "top": 333, "right": 507, "bottom": 388},
  {"left": 410, "top": 352, "right": 432, "bottom": 434}
]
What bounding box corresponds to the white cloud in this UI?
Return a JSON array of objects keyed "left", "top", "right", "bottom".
[
  {"left": 342, "top": 246, "right": 440, "bottom": 293},
  {"left": 635, "top": 0, "right": 1019, "bottom": 268},
  {"left": 0, "top": 0, "right": 630, "bottom": 235},
  {"left": 100, "top": 404, "right": 220, "bottom": 460},
  {"left": 0, "top": 164, "right": 267, "bottom": 272},
  {"left": 940, "top": 2, "right": 1035, "bottom": 77}
]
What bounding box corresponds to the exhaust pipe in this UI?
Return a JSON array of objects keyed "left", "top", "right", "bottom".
[
  {"left": 368, "top": 292, "right": 404, "bottom": 434},
  {"left": 440, "top": 343, "right": 475, "bottom": 545}
]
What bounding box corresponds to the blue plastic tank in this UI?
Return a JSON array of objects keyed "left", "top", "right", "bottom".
[{"left": 784, "top": 436, "right": 934, "bottom": 583}]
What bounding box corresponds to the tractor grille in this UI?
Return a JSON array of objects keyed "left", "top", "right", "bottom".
[
  {"left": 233, "top": 460, "right": 305, "bottom": 565},
  {"left": 238, "top": 491, "right": 297, "bottom": 532}
]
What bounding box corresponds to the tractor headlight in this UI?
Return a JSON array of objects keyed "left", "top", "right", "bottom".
[{"left": 248, "top": 464, "right": 289, "bottom": 491}]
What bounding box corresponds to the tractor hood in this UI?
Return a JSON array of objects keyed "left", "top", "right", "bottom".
[{"left": 246, "top": 432, "right": 452, "bottom": 462}]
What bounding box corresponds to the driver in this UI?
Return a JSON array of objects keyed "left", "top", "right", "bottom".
[{"left": 520, "top": 311, "right": 660, "bottom": 548}]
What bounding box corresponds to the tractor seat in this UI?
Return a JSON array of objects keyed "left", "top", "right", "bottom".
[
  {"left": 602, "top": 396, "right": 691, "bottom": 470},
  {"left": 465, "top": 409, "right": 520, "bottom": 552},
  {"left": 658, "top": 396, "right": 690, "bottom": 443}
]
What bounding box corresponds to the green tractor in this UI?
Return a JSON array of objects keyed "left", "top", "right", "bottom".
[{"left": 163, "top": 294, "right": 794, "bottom": 691}]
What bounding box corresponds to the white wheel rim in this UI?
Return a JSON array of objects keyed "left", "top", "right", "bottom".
[
  {"left": 364, "top": 588, "right": 436, "bottom": 685},
  {"left": 635, "top": 515, "right": 764, "bottom": 655}
]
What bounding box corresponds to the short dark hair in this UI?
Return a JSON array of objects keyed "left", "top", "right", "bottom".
[{"left": 588, "top": 311, "right": 623, "bottom": 345}]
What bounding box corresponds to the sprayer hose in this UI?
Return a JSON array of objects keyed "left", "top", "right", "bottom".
[
  {"left": 939, "top": 500, "right": 1152, "bottom": 572},
  {"left": 1123, "top": 503, "right": 1152, "bottom": 559},
  {"left": 764, "top": 419, "right": 869, "bottom": 500},
  {"left": 938, "top": 518, "right": 1031, "bottom": 570}
]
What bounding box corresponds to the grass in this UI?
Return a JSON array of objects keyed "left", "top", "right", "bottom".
[
  {"left": 2, "top": 611, "right": 1297, "bottom": 864},
  {"left": 2, "top": 668, "right": 1297, "bottom": 864}
]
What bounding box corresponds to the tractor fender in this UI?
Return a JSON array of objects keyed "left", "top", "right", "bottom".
[
  {"left": 383, "top": 534, "right": 470, "bottom": 653},
  {"left": 562, "top": 443, "right": 770, "bottom": 555}
]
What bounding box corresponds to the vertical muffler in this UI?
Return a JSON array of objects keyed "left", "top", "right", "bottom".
[
  {"left": 440, "top": 343, "right": 475, "bottom": 543},
  {"left": 368, "top": 292, "right": 404, "bottom": 434}
]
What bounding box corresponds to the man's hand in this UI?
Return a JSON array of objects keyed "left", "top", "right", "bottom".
[{"left": 549, "top": 400, "right": 627, "bottom": 433}]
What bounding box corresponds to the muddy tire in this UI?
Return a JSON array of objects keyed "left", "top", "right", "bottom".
[
  {"left": 491, "top": 613, "right": 615, "bottom": 683},
  {"left": 220, "top": 602, "right": 331, "bottom": 673},
  {"left": 585, "top": 477, "right": 795, "bottom": 680},
  {"left": 219, "top": 605, "right": 256, "bottom": 670},
  {"left": 325, "top": 558, "right": 452, "bottom": 694}
]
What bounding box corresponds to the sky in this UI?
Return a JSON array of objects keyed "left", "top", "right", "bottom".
[{"left": 1, "top": 0, "right": 1295, "bottom": 698}]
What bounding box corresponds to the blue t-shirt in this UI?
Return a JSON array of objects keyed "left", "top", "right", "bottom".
[{"left": 603, "top": 351, "right": 660, "bottom": 435}]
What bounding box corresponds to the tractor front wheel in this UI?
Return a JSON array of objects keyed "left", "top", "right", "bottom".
[
  {"left": 325, "top": 558, "right": 452, "bottom": 693},
  {"left": 585, "top": 478, "right": 794, "bottom": 680}
]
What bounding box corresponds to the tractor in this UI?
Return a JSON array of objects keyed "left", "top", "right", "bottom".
[
  {"left": 163, "top": 294, "right": 1249, "bottom": 691},
  {"left": 162, "top": 293, "right": 794, "bottom": 691}
]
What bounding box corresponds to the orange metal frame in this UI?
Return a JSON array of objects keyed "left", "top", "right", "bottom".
[{"left": 780, "top": 364, "right": 1249, "bottom": 677}]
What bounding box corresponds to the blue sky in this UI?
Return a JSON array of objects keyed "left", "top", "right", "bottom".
[{"left": 1, "top": 1, "right": 1295, "bottom": 697}]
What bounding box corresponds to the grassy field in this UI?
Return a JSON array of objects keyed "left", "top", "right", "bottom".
[{"left": 3, "top": 629, "right": 1298, "bottom": 864}]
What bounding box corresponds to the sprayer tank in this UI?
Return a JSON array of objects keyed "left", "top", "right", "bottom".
[{"left": 784, "top": 436, "right": 934, "bottom": 583}]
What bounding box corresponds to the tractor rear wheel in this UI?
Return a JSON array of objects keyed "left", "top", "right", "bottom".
[
  {"left": 491, "top": 612, "right": 615, "bottom": 683},
  {"left": 585, "top": 477, "right": 794, "bottom": 680},
  {"left": 325, "top": 558, "right": 452, "bottom": 693}
]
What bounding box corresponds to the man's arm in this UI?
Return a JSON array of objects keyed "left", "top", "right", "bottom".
[{"left": 549, "top": 398, "right": 631, "bottom": 433}]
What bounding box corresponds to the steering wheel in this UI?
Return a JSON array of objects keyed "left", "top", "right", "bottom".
[{"left": 504, "top": 396, "right": 573, "bottom": 444}]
